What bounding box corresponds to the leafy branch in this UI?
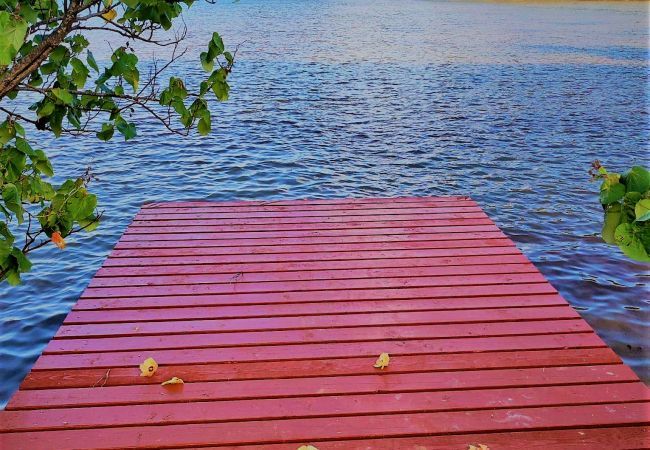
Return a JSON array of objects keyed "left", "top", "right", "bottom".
[{"left": 0, "top": 0, "right": 236, "bottom": 284}]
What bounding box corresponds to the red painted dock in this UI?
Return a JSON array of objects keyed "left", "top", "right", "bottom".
[{"left": 1, "top": 196, "right": 648, "bottom": 449}]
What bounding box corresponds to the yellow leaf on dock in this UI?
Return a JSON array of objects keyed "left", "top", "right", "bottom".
[
  {"left": 297, "top": 446, "right": 319, "bottom": 450},
  {"left": 161, "top": 377, "right": 184, "bottom": 386},
  {"left": 139, "top": 357, "right": 158, "bottom": 377},
  {"left": 373, "top": 352, "right": 390, "bottom": 369}
]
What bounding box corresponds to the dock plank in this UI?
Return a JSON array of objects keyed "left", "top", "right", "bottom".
[{"left": 1, "top": 196, "right": 647, "bottom": 449}]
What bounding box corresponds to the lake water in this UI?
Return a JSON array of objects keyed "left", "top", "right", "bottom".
[{"left": 0, "top": 0, "right": 648, "bottom": 408}]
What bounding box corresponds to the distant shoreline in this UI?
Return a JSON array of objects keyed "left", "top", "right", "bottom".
[{"left": 466, "top": 0, "right": 648, "bottom": 3}]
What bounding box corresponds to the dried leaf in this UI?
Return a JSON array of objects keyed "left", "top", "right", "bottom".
[
  {"left": 51, "top": 231, "right": 65, "bottom": 250},
  {"left": 373, "top": 352, "right": 390, "bottom": 369},
  {"left": 139, "top": 357, "right": 158, "bottom": 377},
  {"left": 297, "top": 446, "right": 319, "bottom": 450},
  {"left": 468, "top": 445, "right": 490, "bottom": 450},
  {"left": 161, "top": 376, "right": 184, "bottom": 386}
]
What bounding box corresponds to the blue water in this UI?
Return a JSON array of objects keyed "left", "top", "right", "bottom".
[{"left": 1, "top": 0, "right": 649, "bottom": 408}]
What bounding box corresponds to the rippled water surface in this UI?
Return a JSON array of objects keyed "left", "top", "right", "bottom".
[{"left": 1, "top": 0, "right": 649, "bottom": 408}]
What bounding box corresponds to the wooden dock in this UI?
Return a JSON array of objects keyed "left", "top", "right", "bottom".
[{"left": 1, "top": 196, "right": 648, "bottom": 449}]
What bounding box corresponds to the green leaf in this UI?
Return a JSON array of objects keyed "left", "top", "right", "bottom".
[
  {"left": 211, "top": 80, "right": 229, "bottom": 102},
  {"left": 624, "top": 191, "right": 642, "bottom": 204},
  {"left": 49, "top": 107, "right": 64, "bottom": 137},
  {"left": 78, "top": 215, "right": 100, "bottom": 232},
  {"left": 200, "top": 52, "right": 213, "bottom": 72},
  {"left": 2, "top": 183, "right": 23, "bottom": 224},
  {"left": 635, "top": 199, "right": 650, "bottom": 222},
  {"left": 5, "top": 268, "right": 21, "bottom": 285},
  {"left": 51, "top": 88, "right": 74, "bottom": 105},
  {"left": 37, "top": 100, "right": 56, "bottom": 118},
  {"left": 614, "top": 223, "right": 650, "bottom": 262},
  {"left": 11, "top": 247, "right": 32, "bottom": 272},
  {"left": 13, "top": 121, "right": 24, "bottom": 137},
  {"left": 33, "top": 150, "right": 54, "bottom": 177},
  {"left": 211, "top": 32, "right": 225, "bottom": 54},
  {"left": 624, "top": 166, "right": 650, "bottom": 194},
  {"left": 87, "top": 50, "right": 99, "bottom": 72},
  {"left": 197, "top": 116, "right": 211, "bottom": 135},
  {"left": 115, "top": 116, "right": 137, "bottom": 140},
  {"left": 15, "top": 137, "right": 35, "bottom": 156},
  {"left": 19, "top": 4, "right": 38, "bottom": 24},
  {"left": 0, "top": 12, "right": 28, "bottom": 66},
  {"left": 39, "top": 61, "right": 58, "bottom": 75},
  {"left": 599, "top": 176, "right": 625, "bottom": 205},
  {"left": 602, "top": 203, "right": 622, "bottom": 244},
  {"left": 0, "top": 120, "right": 15, "bottom": 144},
  {"left": 50, "top": 46, "right": 68, "bottom": 64},
  {"left": 70, "top": 57, "right": 90, "bottom": 89},
  {"left": 69, "top": 195, "right": 97, "bottom": 220},
  {"left": 96, "top": 123, "right": 114, "bottom": 141}
]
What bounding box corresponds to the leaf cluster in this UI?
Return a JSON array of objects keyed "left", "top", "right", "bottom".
[
  {"left": 0, "top": 0, "right": 235, "bottom": 285},
  {"left": 592, "top": 161, "right": 650, "bottom": 262}
]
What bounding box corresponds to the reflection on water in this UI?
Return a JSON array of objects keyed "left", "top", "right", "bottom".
[{"left": 0, "top": 0, "right": 648, "bottom": 408}]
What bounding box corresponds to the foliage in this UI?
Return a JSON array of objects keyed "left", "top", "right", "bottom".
[
  {"left": 0, "top": 0, "right": 234, "bottom": 284},
  {"left": 591, "top": 161, "right": 650, "bottom": 263}
]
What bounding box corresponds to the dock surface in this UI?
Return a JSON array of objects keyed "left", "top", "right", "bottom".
[{"left": 1, "top": 196, "right": 648, "bottom": 449}]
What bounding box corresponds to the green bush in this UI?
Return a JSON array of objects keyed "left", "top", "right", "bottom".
[{"left": 591, "top": 161, "right": 650, "bottom": 262}]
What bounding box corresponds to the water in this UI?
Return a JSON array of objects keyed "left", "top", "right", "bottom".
[{"left": 0, "top": 0, "right": 648, "bottom": 408}]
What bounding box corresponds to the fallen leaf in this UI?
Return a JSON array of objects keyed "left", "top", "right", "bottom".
[
  {"left": 373, "top": 352, "right": 390, "bottom": 369},
  {"left": 161, "top": 377, "right": 184, "bottom": 386},
  {"left": 468, "top": 445, "right": 490, "bottom": 450},
  {"left": 101, "top": 8, "right": 117, "bottom": 21},
  {"left": 139, "top": 357, "right": 158, "bottom": 377},
  {"left": 297, "top": 446, "right": 319, "bottom": 450},
  {"left": 51, "top": 231, "right": 65, "bottom": 250}
]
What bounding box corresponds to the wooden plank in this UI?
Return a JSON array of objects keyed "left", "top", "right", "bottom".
[
  {"left": 123, "top": 217, "right": 495, "bottom": 234},
  {"left": 66, "top": 294, "right": 567, "bottom": 322},
  {"left": 81, "top": 272, "right": 547, "bottom": 298},
  {"left": 129, "top": 211, "right": 490, "bottom": 227},
  {"left": 118, "top": 224, "right": 500, "bottom": 241},
  {"left": 99, "top": 245, "right": 521, "bottom": 267},
  {"left": 107, "top": 237, "right": 514, "bottom": 259},
  {"left": 113, "top": 230, "right": 508, "bottom": 249},
  {"left": 134, "top": 204, "right": 483, "bottom": 219},
  {"left": 94, "top": 253, "right": 530, "bottom": 278},
  {"left": 74, "top": 283, "right": 559, "bottom": 309},
  {"left": 87, "top": 282, "right": 540, "bottom": 308},
  {"left": 142, "top": 196, "right": 471, "bottom": 209},
  {"left": 212, "top": 427, "right": 650, "bottom": 450},
  {"left": 136, "top": 200, "right": 479, "bottom": 215},
  {"left": 88, "top": 262, "right": 536, "bottom": 288}
]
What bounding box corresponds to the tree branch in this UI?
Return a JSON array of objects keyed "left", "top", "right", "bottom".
[{"left": 0, "top": 0, "right": 89, "bottom": 99}]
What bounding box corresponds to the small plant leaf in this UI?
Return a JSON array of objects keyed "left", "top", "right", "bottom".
[
  {"left": 161, "top": 377, "right": 184, "bottom": 386},
  {"left": 373, "top": 352, "right": 390, "bottom": 369},
  {"left": 635, "top": 199, "right": 650, "bottom": 222},
  {"left": 139, "top": 357, "right": 158, "bottom": 377}
]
